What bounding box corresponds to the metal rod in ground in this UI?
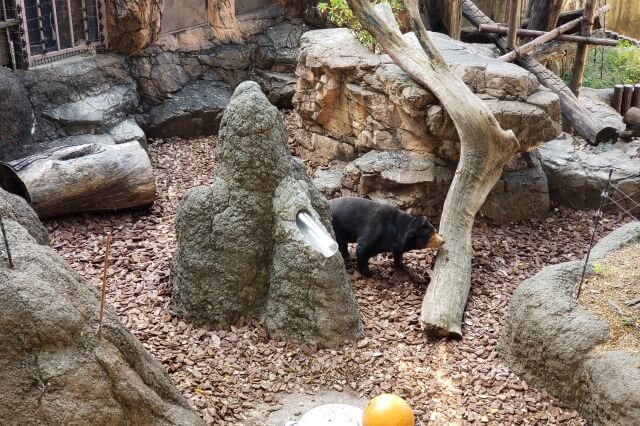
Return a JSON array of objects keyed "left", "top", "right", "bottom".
[
  {"left": 97, "top": 234, "right": 112, "bottom": 339},
  {"left": 0, "top": 216, "right": 13, "bottom": 268},
  {"left": 576, "top": 169, "right": 613, "bottom": 299}
]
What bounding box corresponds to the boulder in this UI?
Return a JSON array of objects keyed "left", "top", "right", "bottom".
[
  {"left": 172, "top": 81, "right": 362, "bottom": 346},
  {"left": 329, "top": 149, "right": 548, "bottom": 223},
  {"left": 0, "top": 68, "right": 33, "bottom": 161},
  {"left": 0, "top": 188, "right": 48, "bottom": 245},
  {"left": 251, "top": 69, "right": 297, "bottom": 108},
  {"left": 146, "top": 80, "right": 231, "bottom": 139},
  {"left": 0, "top": 219, "right": 204, "bottom": 426},
  {"left": 19, "top": 54, "right": 139, "bottom": 142},
  {"left": 498, "top": 221, "right": 640, "bottom": 426},
  {"left": 294, "top": 28, "right": 561, "bottom": 163},
  {"left": 539, "top": 134, "right": 640, "bottom": 214},
  {"left": 105, "top": 0, "right": 163, "bottom": 54}
]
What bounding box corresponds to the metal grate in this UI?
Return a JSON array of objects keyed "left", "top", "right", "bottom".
[{"left": 6, "top": 0, "right": 104, "bottom": 69}]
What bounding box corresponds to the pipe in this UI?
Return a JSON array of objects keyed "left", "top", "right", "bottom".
[{"left": 296, "top": 209, "right": 338, "bottom": 258}]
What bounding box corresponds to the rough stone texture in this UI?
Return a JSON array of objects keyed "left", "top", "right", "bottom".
[
  {"left": 19, "top": 54, "right": 139, "bottom": 143},
  {"left": 540, "top": 134, "right": 640, "bottom": 214},
  {"left": 294, "top": 28, "right": 561, "bottom": 164},
  {"left": 0, "top": 219, "right": 205, "bottom": 426},
  {"left": 480, "top": 152, "right": 550, "bottom": 224},
  {"left": 316, "top": 148, "right": 549, "bottom": 223},
  {"left": 147, "top": 80, "right": 231, "bottom": 139},
  {"left": 0, "top": 188, "right": 48, "bottom": 245},
  {"left": 499, "top": 221, "right": 640, "bottom": 426},
  {"left": 130, "top": 19, "right": 306, "bottom": 111},
  {"left": 105, "top": 0, "right": 164, "bottom": 54},
  {"left": 109, "top": 118, "right": 148, "bottom": 148},
  {"left": 172, "top": 82, "right": 361, "bottom": 346},
  {"left": 0, "top": 67, "right": 33, "bottom": 161},
  {"left": 294, "top": 28, "right": 560, "bottom": 222}
]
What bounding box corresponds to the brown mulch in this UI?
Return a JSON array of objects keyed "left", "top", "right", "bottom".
[
  {"left": 44, "top": 126, "right": 633, "bottom": 425},
  {"left": 579, "top": 243, "right": 640, "bottom": 355}
]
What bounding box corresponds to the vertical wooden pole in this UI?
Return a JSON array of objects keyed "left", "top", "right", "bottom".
[
  {"left": 622, "top": 84, "right": 634, "bottom": 115},
  {"left": 49, "top": 0, "right": 61, "bottom": 51},
  {"left": 506, "top": 0, "right": 521, "bottom": 50},
  {"left": 0, "top": 216, "right": 13, "bottom": 268},
  {"left": 526, "top": 0, "right": 563, "bottom": 32},
  {"left": 632, "top": 84, "right": 640, "bottom": 109},
  {"left": 67, "top": 0, "right": 75, "bottom": 47},
  {"left": 570, "top": 0, "right": 596, "bottom": 96},
  {"left": 97, "top": 234, "right": 112, "bottom": 339},
  {"left": 613, "top": 84, "right": 624, "bottom": 113}
]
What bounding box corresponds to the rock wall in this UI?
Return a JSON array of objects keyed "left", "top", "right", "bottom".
[
  {"left": 296, "top": 28, "right": 560, "bottom": 223},
  {"left": 498, "top": 221, "right": 640, "bottom": 425},
  {"left": 0, "top": 219, "right": 204, "bottom": 426},
  {"left": 172, "top": 82, "right": 362, "bottom": 347}
]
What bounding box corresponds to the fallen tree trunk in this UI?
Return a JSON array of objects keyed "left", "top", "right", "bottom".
[
  {"left": 462, "top": 0, "right": 618, "bottom": 145},
  {"left": 346, "top": 0, "right": 519, "bottom": 337},
  {"left": 0, "top": 142, "right": 156, "bottom": 219}
]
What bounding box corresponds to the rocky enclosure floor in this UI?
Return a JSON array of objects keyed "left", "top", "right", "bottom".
[{"left": 44, "top": 127, "right": 631, "bottom": 425}]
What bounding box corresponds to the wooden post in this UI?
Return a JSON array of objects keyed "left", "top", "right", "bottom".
[
  {"left": 506, "top": 0, "right": 521, "bottom": 50},
  {"left": 622, "top": 84, "right": 634, "bottom": 115},
  {"left": 632, "top": 84, "right": 640, "bottom": 109},
  {"left": 0, "top": 216, "right": 13, "bottom": 268},
  {"left": 613, "top": 84, "right": 624, "bottom": 113},
  {"left": 570, "top": 0, "right": 596, "bottom": 96},
  {"left": 97, "top": 234, "right": 112, "bottom": 339},
  {"left": 479, "top": 25, "right": 618, "bottom": 47},
  {"left": 420, "top": 0, "right": 463, "bottom": 40},
  {"left": 498, "top": 5, "right": 610, "bottom": 62}
]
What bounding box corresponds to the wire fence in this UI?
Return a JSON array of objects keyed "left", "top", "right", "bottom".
[{"left": 576, "top": 169, "right": 640, "bottom": 298}]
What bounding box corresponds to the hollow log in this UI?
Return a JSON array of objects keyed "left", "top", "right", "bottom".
[
  {"left": 570, "top": 0, "right": 596, "bottom": 96},
  {"left": 462, "top": 0, "right": 618, "bottom": 145},
  {"left": 0, "top": 142, "right": 156, "bottom": 219},
  {"left": 347, "top": 0, "right": 519, "bottom": 337},
  {"left": 479, "top": 25, "right": 618, "bottom": 47},
  {"left": 419, "top": 0, "right": 462, "bottom": 39},
  {"left": 622, "top": 84, "right": 634, "bottom": 116},
  {"left": 498, "top": 5, "right": 609, "bottom": 62}
]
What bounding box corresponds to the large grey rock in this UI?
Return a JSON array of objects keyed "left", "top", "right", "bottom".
[
  {"left": 251, "top": 19, "right": 309, "bottom": 74},
  {"left": 0, "top": 188, "right": 48, "bottom": 245},
  {"left": 251, "top": 69, "right": 297, "bottom": 108},
  {"left": 147, "top": 80, "right": 231, "bottom": 139},
  {"left": 480, "top": 152, "right": 550, "bottom": 224},
  {"left": 172, "top": 81, "right": 362, "bottom": 347},
  {"left": 0, "top": 68, "right": 34, "bottom": 161},
  {"left": 0, "top": 219, "right": 204, "bottom": 426},
  {"left": 42, "top": 84, "right": 139, "bottom": 134},
  {"left": 540, "top": 134, "right": 640, "bottom": 214},
  {"left": 19, "top": 54, "right": 139, "bottom": 142},
  {"left": 499, "top": 221, "right": 640, "bottom": 426}
]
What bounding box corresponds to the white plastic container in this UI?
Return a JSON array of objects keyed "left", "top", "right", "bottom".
[{"left": 296, "top": 209, "right": 339, "bottom": 258}]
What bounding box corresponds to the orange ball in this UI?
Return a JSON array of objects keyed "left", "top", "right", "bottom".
[{"left": 362, "top": 394, "right": 415, "bottom": 426}]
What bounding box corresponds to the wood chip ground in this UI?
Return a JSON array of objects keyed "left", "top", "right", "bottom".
[{"left": 44, "top": 113, "right": 633, "bottom": 425}]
